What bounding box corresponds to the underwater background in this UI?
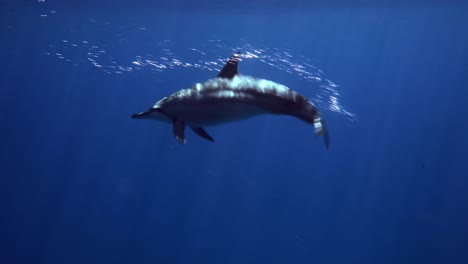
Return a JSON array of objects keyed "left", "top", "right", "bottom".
[{"left": 1, "top": 0, "right": 468, "bottom": 263}]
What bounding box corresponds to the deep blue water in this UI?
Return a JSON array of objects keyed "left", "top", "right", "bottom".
[{"left": 1, "top": 1, "right": 468, "bottom": 263}]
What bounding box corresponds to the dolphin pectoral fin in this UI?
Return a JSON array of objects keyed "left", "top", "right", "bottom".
[
  {"left": 173, "top": 119, "right": 186, "bottom": 144},
  {"left": 191, "top": 127, "right": 215, "bottom": 142}
]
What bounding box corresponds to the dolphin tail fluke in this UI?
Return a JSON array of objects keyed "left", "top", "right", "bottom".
[
  {"left": 322, "top": 126, "right": 330, "bottom": 150},
  {"left": 314, "top": 117, "right": 330, "bottom": 149}
]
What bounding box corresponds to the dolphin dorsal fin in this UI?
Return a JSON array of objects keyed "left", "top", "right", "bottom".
[{"left": 217, "top": 51, "right": 241, "bottom": 79}]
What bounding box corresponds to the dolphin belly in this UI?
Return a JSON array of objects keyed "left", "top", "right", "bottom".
[{"left": 165, "top": 100, "right": 267, "bottom": 127}]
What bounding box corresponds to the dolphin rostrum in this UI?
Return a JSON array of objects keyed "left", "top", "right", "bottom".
[{"left": 132, "top": 51, "right": 330, "bottom": 149}]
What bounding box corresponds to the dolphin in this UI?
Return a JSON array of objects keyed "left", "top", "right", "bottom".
[{"left": 132, "top": 51, "right": 330, "bottom": 149}]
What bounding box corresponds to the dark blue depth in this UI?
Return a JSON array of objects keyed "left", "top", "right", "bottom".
[{"left": 1, "top": 1, "right": 468, "bottom": 264}]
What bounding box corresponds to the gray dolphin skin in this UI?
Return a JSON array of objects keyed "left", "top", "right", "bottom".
[{"left": 132, "top": 52, "right": 330, "bottom": 149}]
